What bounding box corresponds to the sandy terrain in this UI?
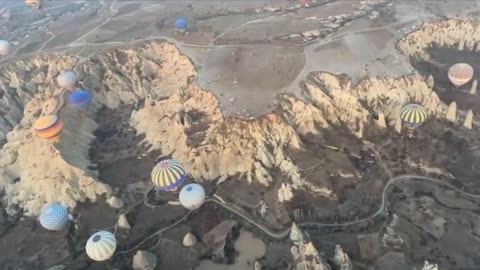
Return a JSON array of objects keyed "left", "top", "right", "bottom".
[{"left": 1, "top": 1, "right": 480, "bottom": 270}]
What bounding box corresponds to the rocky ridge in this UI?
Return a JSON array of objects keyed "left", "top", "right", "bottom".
[{"left": 0, "top": 27, "right": 456, "bottom": 215}]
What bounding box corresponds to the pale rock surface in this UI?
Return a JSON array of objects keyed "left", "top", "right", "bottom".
[
  {"left": 290, "top": 223, "right": 303, "bottom": 243},
  {"left": 278, "top": 183, "right": 294, "bottom": 202},
  {"left": 464, "top": 110, "right": 473, "bottom": 130},
  {"left": 426, "top": 74, "right": 434, "bottom": 89},
  {"left": 446, "top": 102, "right": 457, "bottom": 122},
  {"left": 118, "top": 214, "right": 131, "bottom": 229},
  {"left": 132, "top": 250, "right": 157, "bottom": 270},
  {"left": 422, "top": 261, "right": 439, "bottom": 270},
  {"left": 107, "top": 196, "right": 124, "bottom": 209},
  {"left": 471, "top": 80, "right": 477, "bottom": 94},
  {"left": 0, "top": 43, "right": 193, "bottom": 215},
  {"left": 398, "top": 18, "right": 480, "bottom": 59},
  {"left": 290, "top": 226, "right": 332, "bottom": 270},
  {"left": 333, "top": 245, "right": 353, "bottom": 270},
  {"left": 377, "top": 112, "right": 387, "bottom": 128},
  {"left": 395, "top": 116, "right": 402, "bottom": 133},
  {"left": 183, "top": 232, "right": 197, "bottom": 247}
]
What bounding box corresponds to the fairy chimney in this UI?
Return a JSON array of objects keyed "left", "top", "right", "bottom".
[
  {"left": 464, "top": 110, "right": 473, "bottom": 130},
  {"left": 377, "top": 113, "right": 387, "bottom": 128},
  {"left": 471, "top": 80, "right": 477, "bottom": 94},
  {"left": 426, "top": 74, "right": 434, "bottom": 88},
  {"left": 395, "top": 116, "right": 402, "bottom": 134},
  {"left": 446, "top": 102, "right": 457, "bottom": 122}
]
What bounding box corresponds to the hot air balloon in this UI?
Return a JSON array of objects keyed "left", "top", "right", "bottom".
[
  {"left": 151, "top": 159, "right": 186, "bottom": 191},
  {"left": 0, "top": 40, "right": 10, "bottom": 56},
  {"left": 68, "top": 89, "right": 92, "bottom": 111},
  {"left": 57, "top": 71, "right": 77, "bottom": 90},
  {"left": 179, "top": 183, "right": 206, "bottom": 210},
  {"left": 400, "top": 103, "right": 427, "bottom": 137},
  {"left": 39, "top": 203, "right": 69, "bottom": 231},
  {"left": 86, "top": 231, "right": 117, "bottom": 261},
  {"left": 175, "top": 18, "right": 187, "bottom": 30},
  {"left": 448, "top": 63, "right": 474, "bottom": 87},
  {"left": 25, "top": 0, "right": 42, "bottom": 9},
  {"left": 33, "top": 115, "right": 63, "bottom": 142}
]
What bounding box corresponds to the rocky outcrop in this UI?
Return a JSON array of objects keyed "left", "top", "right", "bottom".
[
  {"left": 397, "top": 18, "right": 480, "bottom": 58},
  {"left": 422, "top": 261, "right": 439, "bottom": 270},
  {"left": 183, "top": 232, "right": 197, "bottom": 247},
  {"left": 446, "top": 101, "right": 457, "bottom": 122},
  {"left": 278, "top": 183, "right": 294, "bottom": 202},
  {"left": 333, "top": 245, "right": 352, "bottom": 270},
  {"left": 464, "top": 110, "right": 473, "bottom": 130},
  {"left": 0, "top": 42, "right": 198, "bottom": 215},
  {"left": 132, "top": 250, "right": 157, "bottom": 270},
  {"left": 289, "top": 223, "right": 332, "bottom": 270}
]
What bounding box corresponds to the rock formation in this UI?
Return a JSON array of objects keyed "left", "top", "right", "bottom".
[
  {"left": 471, "top": 80, "right": 477, "bottom": 94},
  {"left": 278, "top": 183, "right": 294, "bottom": 202},
  {"left": 118, "top": 214, "right": 131, "bottom": 230},
  {"left": 132, "top": 250, "right": 157, "bottom": 270},
  {"left": 464, "top": 110, "right": 473, "bottom": 130},
  {"left": 446, "top": 102, "right": 457, "bottom": 122},
  {"left": 333, "top": 245, "right": 353, "bottom": 270},
  {"left": 422, "top": 261, "right": 439, "bottom": 270},
  {"left": 289, "top": 223, "right": 332, "bottom": 270},
  {"left": 398, "top": 18, "right": 480, "bottom": 59},
  {"left": 183, "top": 232, "right": 197, "bottom": 247},
  {"left": 0, "top": 39, "right": 451, "bottom": 215}
]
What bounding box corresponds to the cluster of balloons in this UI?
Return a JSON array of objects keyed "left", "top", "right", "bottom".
[
  {"left": 33, "top": 71, "right": 93, "bottom": 143},
  {"left": 38, "top": 203, "right": 117, "bottom": 261},
  {"left": 151, "top": 159, "right": 206, "bottom": 210},
  {"left": 397, "top": 62, "right": 476, "bottom": 136}
]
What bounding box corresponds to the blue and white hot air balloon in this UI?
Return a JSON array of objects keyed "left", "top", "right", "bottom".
[
  {"left": 86, "top": 231, "right": 117, "bottom": 261},
  {"left": 175, "top": 18, "right": 187, "bottom": 30},
  {"left": 68, "top": 89, "right": 92, "bottom": 111},
  {"left": 179, "top": 183, "right": 205, "bottom": 210},
  {"left": 39, "top": 203, "right": 69, "bottom": 231}
]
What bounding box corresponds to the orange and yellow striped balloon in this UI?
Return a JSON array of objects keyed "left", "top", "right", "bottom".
[{"left": 33, "top": 115, "right": 63, "bottom": 143}]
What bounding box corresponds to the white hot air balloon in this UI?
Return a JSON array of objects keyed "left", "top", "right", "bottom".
[
  {"left": 86, "top": 231, "right": 117, "bottom": 261},
  {"left": 0, "top": 40, "right": 10, "bottom": 56},
  {"left": 179, "top": 183, "right": 206, "bottom": 210},
  {"left": 57, "top": 71, "right": 77, "bottom": 90},
  {"left": 448, "top": 63, "right": 474, "bottom": 87}
]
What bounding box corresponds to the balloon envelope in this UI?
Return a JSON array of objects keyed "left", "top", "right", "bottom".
[
  {"left": 39, "top": 203, "right": 68, "bottom": 231},
  {"left": 400, "top": 103, "right": 427, "bottom": 129},
  {"left": 86, "top": 231, "right": 117, "bottom": 261},
  {"left": 175, "top": 18, "right": 187, "bottom": 29},
  {"left": 68, "top": 89, "right": 92, "bottom": 111},
  {"left": 33, "top": 115, "right": 63, "bottom": 142},
  {"left": 151, "top": 159, "right": 186, "bottom": 191},
  {"left": 179, "top": 183, "right": 206, "bottom": 210},
  {"left": 0, "top": 40, "right": 10, "bottom": 56},
  {"left": 57, "top": 71, "right": 77, "bottom": 89},
  {"left": 448, "top": 63, "right": 474, "bottom": 87}
]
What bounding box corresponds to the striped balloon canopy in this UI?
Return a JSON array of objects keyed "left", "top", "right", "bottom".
[
  {"left": 151, "top": 159, "right": 186, "bottom": 191},
  {"left": 400, "top": 103, "right": 428, "bottom": 129},
  {"left": 68, "top": 89, "right": 92, "bottom": 111},
  {"left": 33, "top": 115, "right": 63, "bottom": 143},
  {"left": 86, "top": 231, "right": 117, "bottom": 261},
  {"left": 448, "top": 63, "right": 474, "bottom": 87},
  {"left": 39, "top": 203, "right": 69, "bottom": 231}
]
